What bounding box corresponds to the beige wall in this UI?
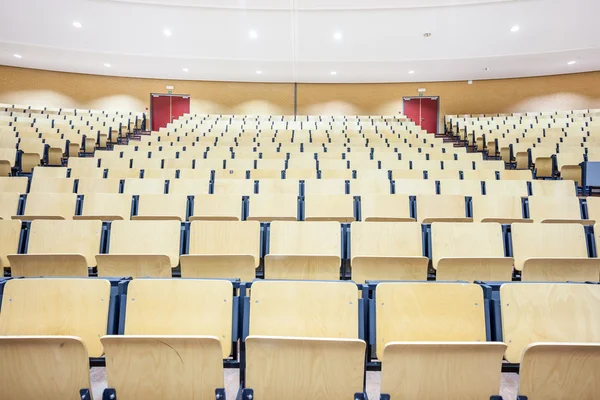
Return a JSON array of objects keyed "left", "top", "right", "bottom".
[{"left": 2, "top": 65, "right": 600, "bottom": 122}]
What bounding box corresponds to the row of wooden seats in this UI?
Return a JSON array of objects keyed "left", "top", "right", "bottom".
[
  {"left": 1, "top": 190, "right": 597, "bottom": 226},
  {"left": 2, "top": 220, "right": 599, "bottom": 283},
  {"left": 0, "top": 278, "right": 598, "bottom": 399}
]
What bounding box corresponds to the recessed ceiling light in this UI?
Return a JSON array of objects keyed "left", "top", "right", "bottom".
[
  {"left": 333, "top": 32, "right": 342, "bottom": 40},
  {"left": 423, "top": 32, "right": 432, "bottom": 37},
  {"left": 483, "top": 67, "right": 490, "bottom": 71},
  {"left": 510, "top": 25, "right": 520, "bottom": 32},
  {"left": 104, "top": 63, "right": 111, "bottom": 67},
  {"left": 256, "top": 70, "right": 262, "bottom": 74},
  {"left": 330, "top": 71, "right": 337, "bottom": 75},
  {"left": 164, "top": 29, "right": 172, "bottom": 37},
  {"left": 408, "top": 70, "right": 415, "bottom": 74},
  {"left": 73, "top": 21, "right": 82, "bottom": 28},
  {"left": 568, "top": 61, "right": 576, "bottom": 65},
  {"left": 249, "top": 30, "right": 258, "bottom": 39},
  {"left": 13, "top": 54, "right": 22, "bottom": 59},
  {"left": 182, "top": 68, "right": 189, "bottom": 72}
]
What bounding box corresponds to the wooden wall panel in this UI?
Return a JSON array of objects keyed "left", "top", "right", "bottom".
[{"left": 1, "top": 65, "right": 600, "bottom": 119}]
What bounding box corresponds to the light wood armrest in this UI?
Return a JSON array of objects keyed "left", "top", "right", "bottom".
[
  {"left": 351, "top": 256, "right": 429, "bottom": 283},
  {"left": 521, "top": 257, "right": 600, "bottom": 282},
  {"left": 7, "top": 253, "right": 89, "bottom": 277},
  {"left": 180, "top": 254, "right": 256, "bottom": 281},
  {"left": 96, "top": 254, "right": 172, "bottom": 278},
  {"left": 436, "top": 257, "right": 514, "bottom": 282},
  {"left": 265, "top": 254, "right": 341, "bottom": 280}
]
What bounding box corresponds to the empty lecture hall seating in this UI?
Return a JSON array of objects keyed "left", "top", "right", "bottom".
[{"left": 1, "top": 106, "right": 600, "bottom": 398}]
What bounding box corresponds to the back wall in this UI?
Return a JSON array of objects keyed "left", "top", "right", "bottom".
[{"left": 2, "top": 65, "right": 600, "bottom": 124}]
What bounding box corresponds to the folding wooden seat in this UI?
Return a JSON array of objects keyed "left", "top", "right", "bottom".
[
  {"left": 189, "top": 194, "right": 242, "bottom": 220},
  {"left": 557, "top": 152, "right": 584, "bottom": 185},
  {"left": 255, "top": 179, "right": 298, "bottom": 195},
  {"left": 142, "top": 167, "right": 176, "bottom": 179},
  {"left": 178, "top": 168, "right": 212, "bottom": 179},
  {"left": 318, "top": 169, "right": 352, "bottom": 179},
  {"left": 351, "top": 222, "right": 427, "bottom": 282},
  {"left": 475, "top": 159, "right": 505, "bottom": 170},
  {"left": 349, "top": 178, "right": 391, "bottom": 195},
  {"left": 169, "top": 178, "right": 210, "bottom": 195},
  {"left": 19, "top": 192, "right": 77, "bottom": 220},
  {"left": 412, "top": 160, "right": 442, "bottom": 171},
  {"left": 28, "top": 177, "right": 74, "bottom": 193},
  {"left": 100, "top": 279, "right": 232, "bottom": 400},
  {"left": 69, "top": 165, "right": 104, "bottom": 178},
  {"left": 431, "top": 222, "right": 512, "bottom": 281},
  {"left": 74, "top": 193, "right": 132, "bottom": 221},
  {"left": 394, "top": 179, "right": 436, "bottom": 195},
  {"left": 122, "top": 178, "right": 165, "bottom": 195},
  {"left": 0, "top": 278, "right": 111, "bottom": 398},
  {"left": 134, "top": 194, "right": 188, "bottom": 221},
  {"left": 358, "top": 194, "right": 411, "bottom": 222},
  {"left": 427, "top": 169, "right": 460, "bottom": 180},
  {"left": 244, "top": 280, "right": 366, "bottom": 399},
  {"left": 100, "top": 157, "right": 131, "bottom": 170},
  {"left": 304, "top": 194, "right": 355, "bottom": 222},
  {"left": 376, "top": 282, "right": 506, "bottom": 399},
  {"left": 212, "top": 179, "right": 255, "bottom": 195},
  {"left": 438, "top": 179, "right": 482, "bottom": 196},
  {"left": 213, "top": 168, "right": 248, "bottom": 179},
  {"left": 391, "top": 169, "right": 424, "bottom": 183},
  {"left": 499, "top": 169, "right": 533, "bottom": 180},
  {"left": 255, "top": 159, "right": 285, "bottom": 170},
  {"left": 512, "top": 223, "right": 599, "bottom": 281},
  {"left": 285, "top": 168, "right": 317, "bottom": 179},
  {"left": 443, "top": 160, "right": 475, "bottom": 171},
  {"left": 354, "top": 169, "right": 388, "bottom": 180},
  {"left": 528, "top": 196, "right": 588, "bottom": 224},
  {"left": 303, "top": 178, "right": 346, "bottom": 195},
  {"left": 415, "top": 195, "right": 470, "bottom": 223},
  {"left": 531, "top": 179, "right": 576, "bottom": 197},
  {"left": 472, "top": 195, "right": 529, "bottom": 224},
  {"left": 164, "top": 158, "right": 193, "bottom": 169},
  {"left": 265, "top": 221, "right": 341, "bottom": 280},
  {"left": 17, "top": 138, "right": 44, "bottom": 173},
  {"left": 96, "top": 220, "right": 181, "bottom": 278},
  {"left": 181, "top": 220, "right": 260, "bottom": 280},
  {"left": 76, "top": 177, "right": 121, "bottom": 194},
  {"left": 106, "top": 167, "right": 141, "bottom": 179},
  {"left": 131, "top": 157, "right": 162, "bottom": 170},
  {"left": 0, "top": 147, "right": 17, "bottom": 176},
  {"left": 462, "top": 169, "right": 497, "bottom": 180},
  {"left": 502, "top": 283, "right": 600, "bottom": 399},
  {"left": 484, "top": 179, "right": 529, "bottom": 197},
  {"left": 32, "top": 166, "right": 68, "bottom": 178},
  {"left": 249, "top": 169, "right": 283, "bottom": 179},
  {"left": 247, "top": 195, "right": 298, "bottom": 222},
  {"left": 8, "top": 220, "right": 101, "bottom": 276},
  {"left": 0, "top": 219, "right": 23, "bottom": 268}
]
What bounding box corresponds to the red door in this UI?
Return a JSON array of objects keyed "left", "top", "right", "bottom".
[
  {"left": 171, "top": 96, "right": 190, "bottom": 122},
  {"left": 151, "top": 94, "right": 191, "bottom": 131},
  {"left": 151, "top": 95, "right": 171, "bottom": 131},
  {"left": 403, "top": 97, "right": 439, "bottom": 134}
]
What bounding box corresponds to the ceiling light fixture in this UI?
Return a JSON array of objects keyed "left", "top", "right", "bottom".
[
  {"left": 483, "top": 67, "right": 490, "bottom": 71},
  {"left": 249, "top": 30, "right": 258, "bottom": 39},
  {"left": 164, "top": 29, "right": 172, "bottom": 37},
  {"left": 256, "top": 70, "right": 262, "bottom": 74},
  {"left": 408, "top": 70, "right": 415, "bottom": 74},
  {"left": 511, "top": 25, "right": 520, "bottom": 32},
  {"left": 334, "top": 32, "right": 342, "bottom": 40},
  {"left": 568, "top": 61, "right": 576, "bottom": 65},
  {"left": 330, "top": 71, "right": 337, "bottom": 75},
  {"left": 73, "top": 21, "right": 82, "bottom": 28},
  {"left": 104, "top": 63, "right": 111, "bottom": 67},
  {"left": 182, "top": 68, "right": 189, "bottom": 72},
  {"left": 423, "top": 32, "right": 432, "bottom": 37},
  {"left": 13, "top": 54, "right": 22, "bottom": 59}
]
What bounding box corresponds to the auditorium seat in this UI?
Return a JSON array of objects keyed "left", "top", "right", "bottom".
[
  {"left": 265, "top": 221, "right": 341, "bottom": 280},
  {"left": 375, "top": 282, "right": 505, "bottom": 399},
  {"left": 77, "top": 177, "right": 121, "bottom": 194},
  {"left": 0, "top": 219, "right": 22, "bottom": 268},
  {"left": 213, "top": 179, "right": 255, "bottom": 195},
  {"left": 531, "top": 179, "right": 576, "bottom": 197},
  {"left": 351, "top": 222, "right": 427, "bottom": 282},
  {"left": 134, "top": 194, "right": 188, "bottom": 221},
  {"left": 303, "top": 178, "right": 347, "bottom": 195},
  {"left": 472, "top": 195, "right": 529, "bottom": 223},
  {"left": 462, "top": 169, "right": 497, "bottom": 180},
  {"left": 29, "top": 177, "right": 74, "bottom": 193},
  {"left": 0, "top": 278, "right": 111, "bottom": 398},
  {"left": 499, "top": 170, "right": 533, "bottom": 180},
  {"left": 349, "top": 178, "right": 391, "bottom": 195},
  {"left": 528, "top": 196, "right": 589, "bottom": 224},
  {"left": 106, "top": 167, "right": 141, "bottom": 179},
  {"left": 70, "top": 166, "right": 104, "bottom": 179},
  {"left": 484, "top": 180, "right": 529, "bottom": 196},
  {"left": 0, "top": 176, "right": 28, "bottom": 193},
  {"left": 500, "top": 283, "right": 600, "bottom": 392},
  {"left": 257, "top": 179, "right": 299, "bottom": 195},
  {"left": 247, "top": 194, "right": 298, "bottom": 221},
  {"left": 438, "top": 179, "right": 483, "bottom": 196},
  {"left": 0, "top": 192, "right": 21, "bottom": 220},
  {"left": 96, "top": 220, "right": 181, "bottom": 277},
  {"left": 123, "top": 178, "right": 166, "bottom": 194},
  {"left": 32, "top": 166, "right": 68, "bottom": 178},
  {"left": 100, "top": 279, "right": 233, "bottom": 400},
  {"left": 8, "top": 220, "right": 102, "bottom": 276},
  {"left": 359, "top": 194, "right": 413, "bottom": 221},
  {"left": 415, "top": 195, "right": 471, "bottom": 223},
  {"left": 19, "top": 192, "right": 77, "bottom": 220},
  {"left": 75, "top": 193, "right": 132, "bottom": 221},
  {"left": 304, "top": 194, "right": 355, "bottom": 222},
  {"left": 181, "top": 220, "right": 260, "bottom": 280},
  {"left": 178, "top": 168, "right": 212, "bottom": 179},
  {"left": 511, "top": 223, "right": 599, "bottom": 281},
  {"left": 244, "top": 280, "right": 366, "bottom": 399},
  {"left": 143, "top": 168, "right": 177, "bottom": 179},
  {"left": 168, "top": 178, "right": 210, "bottom": 195},
  {"left": 431, "top": 222, "right": 513, "bottom": 281}
]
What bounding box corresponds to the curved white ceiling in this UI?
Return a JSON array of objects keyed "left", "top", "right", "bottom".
[{"left": 0, "top": 0, "right": 598, "bottom": 83}]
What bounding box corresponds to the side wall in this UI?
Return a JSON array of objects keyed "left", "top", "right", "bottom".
[{"left": 2, "top": 65, "right": 600, "bottom": 121}]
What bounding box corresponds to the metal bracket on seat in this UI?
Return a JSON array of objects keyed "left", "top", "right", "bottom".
[
  {"left": 215, "top": 388, "right": 226, "bottom": 399},
  {"left": 80, "top": 389, "right": 92, "bottom": 400},
  {"left": 380, "top": 394, "right": 390, "bottom": 400},
  {"left": 240, "top": 388, "right": 254, "bottom": 399},
  {"left": 102, "top": 388, "right": 117, "bottom": 400}
]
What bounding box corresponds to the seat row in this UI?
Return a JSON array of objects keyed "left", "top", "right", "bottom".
[
  {"left": 2, "top": 220, "right": 599, "bottom": 283},
  {"left": 0, "top": 278, "right": 598, "bottom": 399}
]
